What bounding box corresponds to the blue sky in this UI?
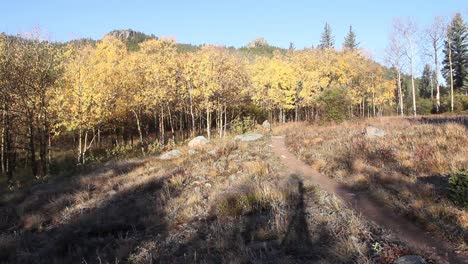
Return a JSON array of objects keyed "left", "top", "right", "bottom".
[{"left": 1, "top": 0, "right": 467, "bottom": 66}]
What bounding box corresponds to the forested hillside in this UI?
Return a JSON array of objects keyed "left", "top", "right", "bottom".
[
  {"left": 0, "top": 31, "right": 394, "bottom": 186},
  {"left": 1, "top": 12, "right": 467, "bottom": 190}
]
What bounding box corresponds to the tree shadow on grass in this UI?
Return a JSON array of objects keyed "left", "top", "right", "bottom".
[
  {"left": 416, "top": 174, "right": 450, "bottom": 198},
  {"left": 0, "top": 159, "right": 147, "bottom": 206},
  {"left": 281, "top": 177, "right": 317, "bottom": 259},
  {"left": 339, "top": 173, "right": 467, "bottom": 264},
  {"left": 2, "top": 165, "right": 365, "bottom": 263},
  {"left": 0, "top": 160, "right": 184, "bottom": 264},
  {"left": 414, "top": 116, "right": 468, "bottom": 128},
  {"left": 155, "top": 175, "right": 343, "bottom": 263}
]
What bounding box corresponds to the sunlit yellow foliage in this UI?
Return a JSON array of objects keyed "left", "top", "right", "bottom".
[{"left": 250, "top": 51, "right": 297, "bottom": 111}]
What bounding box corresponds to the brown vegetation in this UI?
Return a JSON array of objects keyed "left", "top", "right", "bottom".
[
  {"left": 279, "top": 117, "right": 468, "bottom": 252},
  {"left": 0, "top": 134, "right": 417, "bottom": 263}
]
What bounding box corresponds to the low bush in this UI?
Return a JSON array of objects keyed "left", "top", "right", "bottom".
[
  {"left": 318, "top": 86, "right": 350, "bottom": 122},
  {"left": 230, "top": 116, "right": 256, "bottom": 134},
  {"left": 417, "top": 98, "right": 434, "bottom": 115},
  {"left": 448, "top": 170, "right": 468, "bottom": 208}
]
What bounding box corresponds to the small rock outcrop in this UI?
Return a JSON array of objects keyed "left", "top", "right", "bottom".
[
  {"left": 364, "top": 126, "right": 385, "bottom": 138},
  {"left": 188, "top": 136, "right": 209, "bottom": 148},
  {"left": 159, "top": 149, "right": 182, "bottom": 160},
  {"left": 393, "top": 255, "right": 427, "bottom": 264},
  {"left": 234, "top": 133, "right": 263, "bottom": 142},
  {"left": 262, "top": 120, "right": 271, "bottom": 131},
  {"left": 208, "top": 149, "right": 218, "bottom": 156}
]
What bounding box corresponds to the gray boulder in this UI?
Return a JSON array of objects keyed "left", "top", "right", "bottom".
[
  {"left": 262, "top": 120, "right": 271, "bottom": 131},
  {"left": 393, "top": 255, "right": 427, "bottom": 264},
  {"left": 364, "top": 126, "right": 385, "bottom": 138},
  {"left": 188, "top": 136, "right": 209, "bottom": 148},
  {"left": 234, "top": 133, "right": 263, "bottom": 142},
  {"left": 159, "top": 149, "right": 182, "bottom": 160},
  {"left": 229, "top": 174, "right": 237, "bottom": 182},
  {"left": 208, "top": 149, "right": 218, "bottom": 156}
]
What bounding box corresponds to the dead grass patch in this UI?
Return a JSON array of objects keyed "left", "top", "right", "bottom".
[{"left": 278, "top": 116, "right": 468, "bottom": 250}]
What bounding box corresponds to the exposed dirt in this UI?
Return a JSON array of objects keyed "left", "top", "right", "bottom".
[{"left": 271, "top": 135, "right": 468, "bottom": 264}]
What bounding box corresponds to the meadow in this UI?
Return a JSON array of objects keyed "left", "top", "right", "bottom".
[{"left": 278, "top": 116, "right": 468, "bottom": 254}]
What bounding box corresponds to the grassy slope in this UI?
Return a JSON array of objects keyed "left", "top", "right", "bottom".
[
  {"left": 278, "top": 117, "right": 468, "bottom": 252},
  {"left": 0, "top": 133, "right": 419, "bottom": 263}
]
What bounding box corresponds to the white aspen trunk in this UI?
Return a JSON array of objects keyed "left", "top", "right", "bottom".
[
  {"left": 189, "top": 85, "right": 195, "bottom": 137},
  {"left": 434, "top": 41, "right": 441, "bottom": 113},
  {"left": 397, "top": 71, "right": 404, "bottom": 116},
  {"left": 409, "top": 40, "right": 417, "bottom": 116},
  {"left": 206, "top": 106, "right": 211, "bottom": 140},
  {"left": 97, "top": 127, "right": 101, "bottom": 148},
  {"left": 78, "top": 128, "right": 82, "bottom": 164},
  {"left": 160, "top": 106, "right": 165, "bottom": 145},
  {"left": 430, "top": 75, "right": 434, "bottom": 100},
  {"left": 223, "top": 103, "right": 227, "bottom": 138},
  {"left": 448, "top": 40, "right": 454, "bottom": 112},
  {"left": 48, "top": 131, "right": 51, "bottom": 165},
  {"left": 132, "top": 109, "right": 145, "bottom": 156},
  {"left": 167, "top": 105, "right": 175, "bottom": 143},
  {"left": 372, "top": 89, "right": 376, "bottom": 117},
  {"left": 153, "top": 110, "right": 158, "bottom": 140},
  {"left": 218, "top": 105, "right": 223, "bottom": 138},
  {"left": 83, "top": 130, "right": 88, "bottom": 165}
]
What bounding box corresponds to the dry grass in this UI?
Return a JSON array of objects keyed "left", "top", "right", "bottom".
[
  {"left": 278, "top": 116, "right": 468, "bottom": 251},
  {"left": 0, "top": 132, "right": 421, "bottom": 263}
]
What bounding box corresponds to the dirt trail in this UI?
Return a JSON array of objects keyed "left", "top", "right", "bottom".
[{"left": 271, "top": 135, "right": 467, "bottom": 264}]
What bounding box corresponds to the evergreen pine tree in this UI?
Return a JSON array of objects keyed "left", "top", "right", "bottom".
[
  {"left": 419, "top": 64, "right": 433, "bottom": 98},
  {"left": 319, "top": 22, "right": 334, "bottom": 49},
  {"left": 463, "top": 74, "right": 468, "bottom": 94},
  {"left": 343, "top": 25, "right": 359, "bottom": 50},
  {"left": 442, "top": 13, "right": 468, "bottom": 91}
]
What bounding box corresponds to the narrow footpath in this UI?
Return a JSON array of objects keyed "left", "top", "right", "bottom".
[{"left": 271, "top": 135, "right": 467, "bottom": 264}]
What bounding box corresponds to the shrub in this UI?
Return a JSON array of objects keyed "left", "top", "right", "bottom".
[
  {"left": 440, "top": 93, "right": 468, "bottom": 113},
  {"left": 454, "top": 93, "right": 468, "bottom": 113},
  {"left": 230, "top": 116, "right": 256, "bottom": 134},
  {"left": 448, "top": 171, "right": 468, "bottom": 208},
  {"left": 217, "top": 192, "right": 263, "bottom": 217},
  {"left": 318, "top": 86, "right": 350, "bottom": 122},
  {"left": 417, "top": 98, "right": 434, "bottom": 115},
  {"left": 49, "top": 153, "right": 78, "bottom": 177},
  {"left": 147, "top": 141, "right": 162, "bottom": 154},
  {"left": 105, "top": 144, "right": 138, "bottom": 158}
]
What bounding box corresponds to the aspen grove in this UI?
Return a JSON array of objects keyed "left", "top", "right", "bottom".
[{"left": 0, "top": 34, "right": 395, "bottom": 181}]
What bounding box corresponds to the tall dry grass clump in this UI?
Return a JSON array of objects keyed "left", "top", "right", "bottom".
[{"left": 279, "top": 117, "right": 468, "bottom": 250}]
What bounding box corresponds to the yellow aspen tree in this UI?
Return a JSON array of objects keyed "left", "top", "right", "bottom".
[
  {"left": 250, "top": 51, "right": 296, "bottom": 123},
  {"left": 139, "top": 38, "right": 178, "bottom": 145},
  {"left": 54, "top": 44, "right": 103, "bottom": 164},
  {"left": 56, "top": 36, "right": 127, "bottom": 164}
]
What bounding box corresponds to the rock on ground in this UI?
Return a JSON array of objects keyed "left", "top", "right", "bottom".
[
  {"left": 188, "top": 136, "right": 209, "bottom": 148},
  {"left": 364, "top": 126, "right": 385, "bottom": 138},
  {"left": 208, "top": 149, "right": 218, "bottom": 156},
  {"left": 262, "top": 120, "right": 271, "bottom": 131},
  {"left": 234, "top": 133, "right": 263, "bottom": 142},
  {"left": 393, "top": 255, "right": 427, "bottom": 264},
  {"left": 159, "top": 149, "right": 183, "bottom": 160}
]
